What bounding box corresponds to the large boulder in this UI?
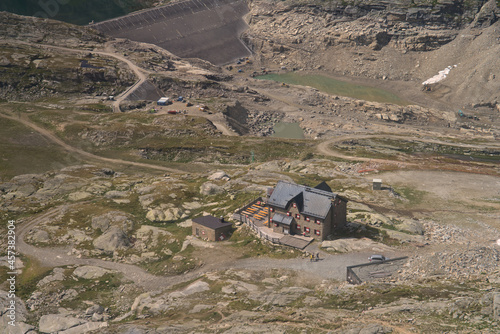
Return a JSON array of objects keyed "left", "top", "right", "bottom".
[
  {"left": 200, "top": 182, "right": 223, "bottom": 196},
  {"left": 58, "top": 321, "right": 108, "bottom": 334},
  {"left": 73, "top": 266, "right": 113, "bottom": 280},
  {"left": 68, "top": 191, "right": 92, "bottom": 201},
  {"left": 169, "top": 280, "right": 210, "bottom": 298},
  {"left": 104, "top": 190, "right": 129, "bottom": 199},
  {"left": 208, "top": 171, "right": 230, "bottom": 181},
  {"left": 91, "top": 211, "right": 134, "bottom": 232},
  {"left": 146, "top": 208, "right": 183, "bottom": 222},
  {"left": 164, "top": 208, "right": 183, "bottom": 221},
  {"left": 146, "top": 209, "right": 165, "bottom": 222},
  {"left": 136, "top": 225, "right": 171, "bottom": 240},
  {"left": 32, "top": 229, "right": 50, "bottom": 243},
  {"left": 397, "top": 219, "right": 424, "bottom": 235},
  {"left": 93, "top": 227, "right": 130, "bottom": 252},
  {"left": 39, "top": 314, "right": 84, "bottom": 333}
]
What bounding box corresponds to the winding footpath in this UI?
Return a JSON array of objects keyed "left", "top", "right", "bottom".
[{"left": 0, "top": 112, "right": 185, "bottom": 174}]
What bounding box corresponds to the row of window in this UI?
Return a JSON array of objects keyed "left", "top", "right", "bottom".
[
  {"left": 269, "top": 207, "right": 321, "bottom": 224},
  {"left": 287, "top": 212, "right": 321, "bottom": 224},
  {"left": 295, "top": 225, "right": 321, "bottom": 235},
  {"left": 270, "top": 215, "right": 322, "bottom": 225}
]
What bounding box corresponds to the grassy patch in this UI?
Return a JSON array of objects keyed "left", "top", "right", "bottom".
[
  {"left": 0, "top": 115, "right": 81, "bottom": 181},
  {"left": 392, "top": 186, "right": 426, "bottom": 205},
  {"left": 16, "top": 256, "right": 52, "bottom": 300}
]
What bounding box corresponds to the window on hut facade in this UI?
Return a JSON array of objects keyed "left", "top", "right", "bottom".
[
  {"left": 296, "top": 224, "right": 301, "bottom": 229},
  {"left": 306, "top": 217, "right": 310, "bottom": 222},
  {"left": 295, "top": 214, "right": 300, "bottom": 219},
  {"left": 315, "top": 230, "right": 320, "bottom": 236},
  {"left": 316, "top": 219, "right": 321, "bottom": 224},
  {"left": 293, "top": 203, "right": 296, "bottom": 208},
  {"left": 304, "top": 227, "right": 310, "bottom": 233},
  {"left": 287, "top": 212, "right": 291, "bottom": 216}
]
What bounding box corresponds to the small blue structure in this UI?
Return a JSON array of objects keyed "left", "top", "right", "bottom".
[{"left": 177, "top": 96, "right": 184, "bottom": 102}]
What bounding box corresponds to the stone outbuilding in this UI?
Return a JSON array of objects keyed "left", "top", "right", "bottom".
[
  {"left": 192, "top": 215, "right": 233, "bottom": 241},
  {"left": 267, "top": 181, "right": 348, "bottom": 241}
]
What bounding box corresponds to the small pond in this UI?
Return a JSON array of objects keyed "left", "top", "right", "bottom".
[
  {"left": 257, "top": 72, "right": 408, "bottom": 106},
  {"left": 272, "top": 122, "right": 305, "bottom": 139}
]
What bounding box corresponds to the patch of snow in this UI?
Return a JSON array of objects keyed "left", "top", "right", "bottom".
[{"left": 422, "top": 65, "right": 457, "bottom": 85}]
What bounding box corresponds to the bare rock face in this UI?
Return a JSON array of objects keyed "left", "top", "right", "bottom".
[
  {"left": 471, "top": 0, "right": 500, "bottom": 27},
  {"left": 73, "top": 266, "right": 113, "bottom": 280},
  {"left": 32, "top": 229, "right": 50, "bottom": 243},
  {"left": 91, "top": 211, "right": 134, "bottom": 232},
  {"left": 200, "top": 182, "right": 224, "bottom": 196},
  {"left": 146, "top": 207, "right": 184, "bottom": 222},
  {"left": 494, "top": 292, "right": 500, "bottom": 320},
  {"left": 397, "top": 219, "right": 424, "bottom": 235},
  {"left": 146, "top": 209, "right": 166, "bottom": 222},
  {"left": 208, "top": 170, "right": 231, "bottom": 181},
  {"left": 0, "top": 289, "right": 33, "bottom": 334},
  {"left": 93, "top": 226, "right": 130, "bottom": 252},
  {"left": 39, "top": 314, "right": 84, "bottom": 333}
]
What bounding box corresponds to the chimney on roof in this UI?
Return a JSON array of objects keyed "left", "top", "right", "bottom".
[{"left": 220, "top": 216, "right": 225, "bottom": 223}]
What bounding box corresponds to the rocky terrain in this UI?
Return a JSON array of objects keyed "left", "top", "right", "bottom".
[
  {"left": 244, "top": 0, "right": 500, "bottom": 109},
  {"left": 0, "top": 1, "right": 499, "bottom": 333}
]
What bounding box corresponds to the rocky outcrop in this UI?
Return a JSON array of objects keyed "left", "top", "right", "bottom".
[
  {"left": 200, "top": 182, "right": 224, "bottom": 196},
  {"left": 208, "top": 170, "right": 231, "bottom": 181},
  {"left": 223, "top": 101, "right": 282, "bottom": 136},
  {"left": 91, "top": 211, "right": 134, "bottom": 232},
  {"left": 38, "top": 314, "right": 107, "bottom": 334},
  {"left": 38, "top": 314, "right": 84, "bottom": 333},
  {"left": 73, "top": 266, "right": 114, "bottom": 280},
  {"left": 471, "top": 0, "right": 500, "bottom": 27},
  {"left": 93, "top": 227, "right": 130, "bottom": 252},
  {"left": 247, "top": 0, "right": 490, "bottom": 56},
  {"left": 0, "top": 290, "right": 33, "bottom": 334},
  {"left": 146, "top": 207, "right": 184, "bottom": 222}
]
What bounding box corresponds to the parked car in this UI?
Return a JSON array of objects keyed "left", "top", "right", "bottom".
[{"left": 368, "top": 255, "right": 387, "bottom": 262}]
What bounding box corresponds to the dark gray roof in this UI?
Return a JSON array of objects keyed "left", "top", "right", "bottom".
[
  {"left": 314, "top": 181, "right": 332, "bottom": 193},
  {"left": 193, "top": 215, "right": 232, "bottom": 230},
  {"left": 272, "top": 213, "right": 293, "bottom": 226},
  {"left": 268, "top": 181, "right": 343, "bottom": 219}
]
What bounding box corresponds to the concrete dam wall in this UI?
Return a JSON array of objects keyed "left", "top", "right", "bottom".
[{"left": 91, "top": 0, "right": 251, "bottom": 65}]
